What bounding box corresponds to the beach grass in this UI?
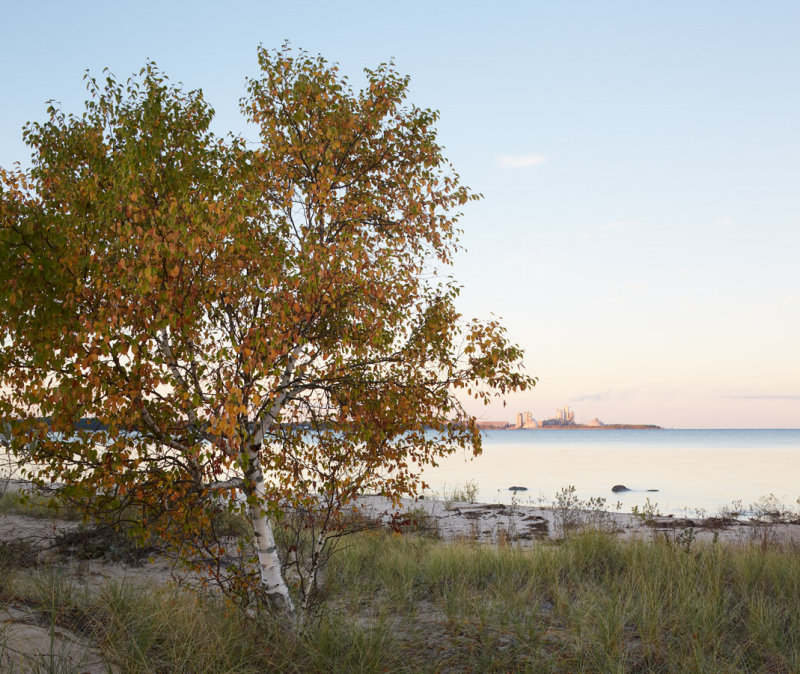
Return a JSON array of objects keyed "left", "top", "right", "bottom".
[
  {"left": 2, "top": 526, "right": 799, "bottom": 672},
  {"left": 0, "top": 489, "right": 82, "bottom": 521}
]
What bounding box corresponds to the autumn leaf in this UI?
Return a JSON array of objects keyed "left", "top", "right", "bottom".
[{"left": 0, "top": 46, "right": 534, "bottom": 624}]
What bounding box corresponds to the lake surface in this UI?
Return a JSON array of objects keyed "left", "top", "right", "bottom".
[
  {"left": 6, "top": 428, "right": 798, "bottom": 518},
  {"left": 420, "top": 429, "right": 800, "bottom": 516}
]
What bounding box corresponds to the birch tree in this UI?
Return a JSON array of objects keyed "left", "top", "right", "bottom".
[{"left": 0, "top": 46, "right": 534, "bottom": 622}]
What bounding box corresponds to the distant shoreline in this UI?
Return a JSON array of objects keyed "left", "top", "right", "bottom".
[{"left": 475, "top": 423, "right": 662, "bottom": 430}]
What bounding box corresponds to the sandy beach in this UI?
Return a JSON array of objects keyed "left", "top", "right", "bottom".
[
  {"left": 3, "top": 478, "right": 799, "bottom": 555},
  {"left": 2, "top": 483, "right": 799, "bottom": 671},
  {"left": 352, "top": 493, "right": 800, "bottom": 546}
]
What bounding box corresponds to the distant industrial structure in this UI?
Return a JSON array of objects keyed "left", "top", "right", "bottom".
[
  {"left": 476, "top": 406, "right": 618, "bottom": 430},
  {"left": 474, "top": 407, "right": 658, "bottom": 430},
  {"left": 515, "top": 406, "right": 577, "bottom": 428},
  {"left": 514, "top": 411, "right": 542, "bottom": 429},
  {"left": 551, "top": 406, "right": 575, "bottom": 426}
]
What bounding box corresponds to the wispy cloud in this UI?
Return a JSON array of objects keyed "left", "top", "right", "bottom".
[
  {"left": 728, "top": 394, "right": 800, "bottom": 400},
  {"left": 713, "top": 216, "right": 734, "bottom": 227},
  {"left": 496, "top": 153, "right": 548, "bottom": 169}
]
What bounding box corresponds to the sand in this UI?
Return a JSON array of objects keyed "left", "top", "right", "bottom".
[
  {"left": 351, "top": 493, "right": 800, "bottom": 546},
  {"left": 1, "top": 483, "right": 798, "bottom": 670}
]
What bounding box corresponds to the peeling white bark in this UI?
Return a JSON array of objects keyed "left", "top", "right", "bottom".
[
  {"left": 246, "top": 447, "right": 296, "bottom": 621},
  {"left": 240, "top": 344, "right": 304, "bottom": 622}
]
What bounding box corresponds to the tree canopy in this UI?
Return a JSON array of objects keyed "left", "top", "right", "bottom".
[{"left": 0, "top": 45, "right": 534, "bottom": 620}]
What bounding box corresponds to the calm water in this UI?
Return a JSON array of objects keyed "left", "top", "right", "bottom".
[{"left": 420, "top": 429, "right": 800, "bottom": 516}]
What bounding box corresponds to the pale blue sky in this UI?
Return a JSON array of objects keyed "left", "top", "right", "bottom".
[{"left": 2, "top": 1, "right": 798, "bottom": 427}]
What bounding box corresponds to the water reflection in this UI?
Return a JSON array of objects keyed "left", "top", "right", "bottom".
[{"left": 420, "top": 429, "right": 800, "bottom": 516}]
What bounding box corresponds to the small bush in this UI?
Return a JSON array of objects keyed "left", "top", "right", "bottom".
[
  {"left": 551, "top": 486, "right": 620, "bottom": 537},
  {"left": 389, "top": 505, "right": 440, "bottom": 537},
  {"left": 749, "top": 493, "right": 797, "bottom": 523},
  {"left": 439, "top": 480, "right": 480, "bottom": 509},
  {"left": 54, "top": 524, "right": 158, "bottom": 564},
  {"left": 0, "top": 539, "right": 39, "bottom": 569},
  {"left": 631, "top": 497, "right": 662, "bottom": 525}
]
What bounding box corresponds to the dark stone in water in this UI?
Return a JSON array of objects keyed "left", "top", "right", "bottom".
[
  {"left": 646, "top": 489, "right": 659, "bottom": 492},
  {"left": 611, "top": 484, "right": 631, "bottom": 492},
  {"left": 508, "top": 486, "right": 528, "bottom": 492}
]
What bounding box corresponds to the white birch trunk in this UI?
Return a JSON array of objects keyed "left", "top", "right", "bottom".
[
  {"left": 241, "top": 345, "right": 303, "bottom": 621},
  {"left": 245, "top": 448, "right": 295, "bottom": 621}
]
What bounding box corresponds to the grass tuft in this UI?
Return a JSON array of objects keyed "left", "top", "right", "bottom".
[{"left": 2, "top": 491, "right": 800, "bottom": 671}]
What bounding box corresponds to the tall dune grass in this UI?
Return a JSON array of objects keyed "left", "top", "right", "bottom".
[{"left": 2, "top": 525, "right": 799, "bottom": 671}]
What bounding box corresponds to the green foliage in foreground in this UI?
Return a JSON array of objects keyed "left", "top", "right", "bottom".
[{"left": 2, "top": 531, "right": 799, "bottom": 672}]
